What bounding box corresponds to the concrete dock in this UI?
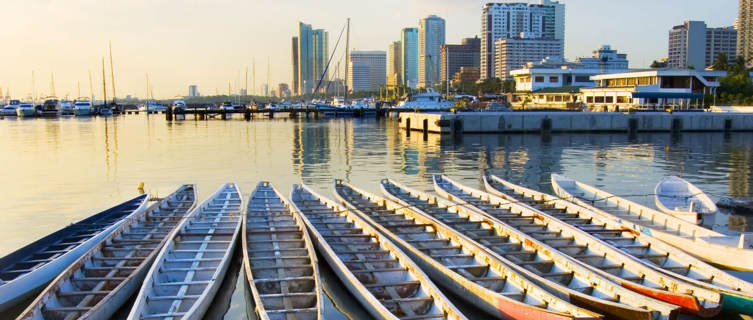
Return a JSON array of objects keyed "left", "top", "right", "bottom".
[{"left": 398, "top": 111, "right": 753, "bottom": 134}]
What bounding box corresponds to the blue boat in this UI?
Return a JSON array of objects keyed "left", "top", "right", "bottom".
[{"left": 0, "top": 194, "right": 149, "bottom": 312}]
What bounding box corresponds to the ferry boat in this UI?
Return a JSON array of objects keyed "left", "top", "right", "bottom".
[
  {"left": 37, "top": 98, "right": 59, "bottom": 117},
  {"left": 398, "top": 89, "right": 453, "bottom": 110},
  {"left": 1, "top": 100, "right": 20, "bottom": 116},
  {"left": 16, "top": 103, "right": 36, "bottom": 117},
  {"left": 73, "top": 99, "right": 92, "bottom": 116}
]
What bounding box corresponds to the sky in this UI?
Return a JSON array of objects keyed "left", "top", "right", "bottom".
[{"left": 0, "top": 0, "right": 739, "bottom": 99}]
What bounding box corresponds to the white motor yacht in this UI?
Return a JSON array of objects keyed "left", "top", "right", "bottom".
[
  {"left": 16, "top": 103, "right": 36, "bottom": 117},
  {"left": 73, "top": 99, "right": 92, "bottom": 116},
  {"left": 138, "top": 100, "right": 167, "bottom": 112},
  {"left": 399, "top": 89, "right": 454, "bottom": 110},
  {"left": 1, "top": 100, "right": 20, "bottom": 116},
  {"left": 59, "top": 101, "right": 74, "bottom": 115}
]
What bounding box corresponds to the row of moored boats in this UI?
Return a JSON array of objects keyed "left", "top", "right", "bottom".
[{"left": 0, "top": 175, "right": 751, "bottom": 320}]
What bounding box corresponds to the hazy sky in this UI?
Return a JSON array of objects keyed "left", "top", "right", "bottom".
[{"left": 0, "top": 0, "right": 738, "bottom": 99}]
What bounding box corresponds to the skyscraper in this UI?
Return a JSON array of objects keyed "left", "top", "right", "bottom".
[
  {"left": 668, "top": 21, "right": 737, "bottom": 69},
  {"left": 291, "top": 37, "right": 299, "bottom": 95},
  {"left": 480, "top": 1, "right": 565, "bottom": 80},
  {"left": 348, "top": 51, "right": 387, "bottom": 92},
  {"left": 388, "top": 41, "right": 402, "bottom": 86},
  {"left": 739, "top": 0, "right": 753, "bottom": 65},
  {"left": 441, "top": 37, "right": 480, "bottom": 85},
  {"left": 296, "top": 22, "right": 329, "bottom": 94},
  {"left": 401, "top": 28, "right": 419, "bottom": 88},
  {"left": 418, "top": 15, "right": 445, "bottom": 89}
]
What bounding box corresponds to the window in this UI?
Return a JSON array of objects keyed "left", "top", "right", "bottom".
[
  {"left": 616, "top": 96, "right": 627, "bottom": 103},
  {"left": 535, "top": 76, "right": 545, "bottom": 82},
  {"left": 586, "top": 96, "right": 594, "bottom": 103},
  {"left": 549, "top": 76, "right": 559, "bottom": 83},
  {"left": 575, "top": 76, "right": 590, "bottom": 82},
  {"left": 605, "top": 96, "right": 614, "bottom": 103},
  {"left": 595, "top": 96, "right": 605, "bottom": 103}
]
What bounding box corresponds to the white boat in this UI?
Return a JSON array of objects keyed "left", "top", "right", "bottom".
[
  {"left": 551, "top": 174, "right": 753, "bottom": 272},
  {"left": 128, "top": 183, "right": 243, "bottom": 320},
  {"left": 73, "top": 99, "right": 93, "bottom": 116},
  {"left": 138, "top": 101, "right": 167, "bottom": 112},
  {"left": 0, "top": 195, "right": 148, "bottom": 313},
  {"left": 18, "top": 185, "right": 196, "bottom": 320},
  {"left": 243, "top": 182, "right": 322, "bottom": 320},
  {"left": 38, "top": 98, "right": 59, "bottom": 117},
  {"left": 1, "top": 100, "right": 20, "bottom": 116},
  {"left": 16, "top": 103, "right": 36, "bottom": 117},
  {"left": 172, "top": 100, "right": 187, "bottom": 112},
  {"left": 290, "top": 184, "right": 469, "bottom": 320},
  {"left": 398, "top": 90, "right": 453, "bottom": 110},
  {"left": 486, "top": 174, "right": 753, "bottom": 316},
  {"left": 654, "top": 176, "right": 718, "bottom": 223},
  {"left": 59, "top": 101, "right": 74, "bottom": 116}
]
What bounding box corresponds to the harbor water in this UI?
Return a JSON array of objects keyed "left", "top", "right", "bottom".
[{"left": 1, "top": 114, "right": 752, "bottom": 319}]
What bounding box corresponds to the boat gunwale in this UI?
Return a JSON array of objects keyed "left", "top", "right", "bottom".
[
  {"left": 654, "top": 176, "right": 717, "bottom": 220},
  {"left": 241, "top": 181, "right": 322, "bottom": 320},
  {"left": 290, "top": 183, "right": 466, "bottom": 320},
  {"left": 127, "top": 183, "right": 244, "bottom": 320},
  {"left": 337, "top": 179, "right": 601, "bottom": 320},
  {"left": 16, "top": 185, "right": 197, "bottom": 320}
]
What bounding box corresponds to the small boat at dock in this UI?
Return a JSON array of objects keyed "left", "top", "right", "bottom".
[
  {"left": 1, "top": 100, "right": 20, "bottom": 116},
  {"left": 385, "top": 178, "right": 677, "bottom": 320},
  {"left": 17, "top": 185, "right": 196, "bottom": 320},
  {"left": 335, "top": 180, "right": 602, "bottom": 320},
  {"left": 485, "top": 174, "right": 753, "bottom": 316},
  {"left": 290, "top": 183, "right": 469, "bottom": 320},
  {"left": 59, "top": 101, "right": 74, "bottom": 116},
  {"left": 243, "top": 182, "right": 322, "bottom": 320},
  {"left": 128, "top": 183, "right": 243, "bottom": 320},
  {"left": 37, "top": 98, "right": 59, "bottom": 117},
  {"left": 0, "top": 194, "right": 149, "bottom": 313},
  {"left": 550, "top": 174, "right": 753, "bottom": 272},
  {"left": 654, "top": 176, "right": 718, "bottom": 223},
  {"left": 73, "top": 99, "right": 93, "bottom": 116},
  {"left": 16, "top": 103, "right": 36, "bottom": 117}
]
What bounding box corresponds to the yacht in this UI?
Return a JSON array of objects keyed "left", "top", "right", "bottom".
[
  {"left": 219, "top": 102, "right": 234, "bottom": 111},
  {"left": 331, "top": 97, "right": 346, "bottom": 107},
  {"left": 138, "top": 100, "right": 167, "bottom": 112},
  {"left": 38, "top": 98, "right": 60, "bottom": 117},
  {"left": 398, "top": 89, "right": 454, "bottom": 110},
  {"left": 59, "top": 100, "right": 74, "bottom": 115},
  {"left": 1, "top": 100, "right": 20, "bottom": 116},
  {"left": 73, "top": 99, "right": 93, "bottom": 116},
  {"left": 172, "top": 100, "right": 187, "bottom": 112},
  {"left": 16, "top": 103, "right": 35, "bottom": 117},
  {"left": 97, "top": 104, "right": 113, "bottom": 116}
]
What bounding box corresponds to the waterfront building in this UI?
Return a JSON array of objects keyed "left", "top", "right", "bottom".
[
  {"left": 576, "top": 45, "right": 629, "bottom": 72},
  {"left": 440, "top": 37, "right": 480, "bottom": 86},
  {"left": 388, "top": 41, "right": 402, "bottom": 86},
  {"left": 581, "top": 69, "right": 725, "bottom": 112},
  {"left": 401, "top": 28, "right": 419, "bottom": 88},
  {"left": 668, "top": 21, "right": 737, "bottom": 69},
  {"left": 494, "top": 37, "right": 563, "bottom": 80},
  {"left": 739, "top": 0, "right": 753, "bottom": 65},
  {"left": 418, "top": 15, "right": 445, "bottom": 89},
  {"left": 278, "top": 83, "right": 291, "bottom": 98},
  {"left": 348, "top": 51, "right": 386, "bottom": 92},
  {"left": 188, "top": 85, "right": 198, "bottom": 97},
  {"left": 480, "top": 0, "right": 565, "bottom": 80},
  {"left": 452, "top": 66, "right": 480, "bottom": 86},
  {"left": 292, "top": 37, "right": 299, "bottom": 95},
  {"left": 296, "top": 22, "right": 329, "bottom": 94}
]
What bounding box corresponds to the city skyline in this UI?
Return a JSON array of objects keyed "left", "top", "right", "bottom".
[{"left": 0, "top": 0, "right": 738, "bottom": 99}]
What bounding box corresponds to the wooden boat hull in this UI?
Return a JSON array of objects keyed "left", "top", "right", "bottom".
[
  {"left": 0, "top": 194, "right": 149, "bottom": 313},
  {"left": 290, "top": 183, "right": 468, "bottom": 320},
  {"left": 127, "top": 183, "right": 243, "bottom": 320},
  {"left": 336, "top": 180, "right": 601, "bottom": 320},
  {"left": 242, "top": 182, "right": 322, "bottom": 320},
  {"left": 16, "top": 185, "right": 197, "bottom": 320}
]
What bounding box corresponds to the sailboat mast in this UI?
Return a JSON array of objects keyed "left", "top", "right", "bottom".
[
  {"left": 252, "top": 57, "right": 256, "bottom": 96},
  {"left": 245, "top": 66, "right": 248, "bottom": 96},
  {"left": 145, "top": 73, "right": 150, "bottom": 101},
  {"left": 344, "top": 18, "right": 350, "bottom": 103},
  {"left": 31, "top": 71, "right": 35, "bottom": 105},
  {"left": 88, "top": 70, "right": 94, "bottom": 100},
  {"left": 267, "top": 57, "right": 271, "bottom": 97},
  {"left": 101, "top": 58, "right": 108, "bottom": 105},
  {"left": 109, "top": 41, "right": 117, "bottom": 103},
  {"left": 50, "top": 73, "right": 56, "bottom": 97}
]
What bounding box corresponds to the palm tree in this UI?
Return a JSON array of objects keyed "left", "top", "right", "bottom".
[{"left": 712, "top": 52, "right": 729, "bottom": 71}]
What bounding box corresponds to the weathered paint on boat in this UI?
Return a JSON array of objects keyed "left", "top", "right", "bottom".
[
  {"left": 290, "top": 183, "right": 468, "bottom": 320},
  {"left": 243, "top": 182, "right": 322, "bottom": 320},
  {"left": 482, "top": 175, "right": 728, "bottom": 317},
  {"left": 334, "top": 180, "right": 602, "bottom": 320},
  {"left": 127, "top": 183, "right": 243, "bottom": 320},
  {"left": 549, "top": 174, "right": 753, "bottom": 314},
  {"left": 654, "top": 176, "right": 717, "bottom": 223},
  {"left": 0, "top": 194, "right": 149, "bottom": 313},
  {"left": 17, "top": 185, "right": 197, "bottom": 320},
  {"left": 550, "top": 174, "right": 753, "bottom": 272}
]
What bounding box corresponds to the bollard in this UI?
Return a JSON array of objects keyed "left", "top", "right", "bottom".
[
  {"left": 244, "top": 109, "right": 251, "bottom": 121},
  {"left": 406, "top": 118, "right": 411, "bottom": 137},
  {"left": 166, "top": 106, "right": 173, "bottom": 121}
]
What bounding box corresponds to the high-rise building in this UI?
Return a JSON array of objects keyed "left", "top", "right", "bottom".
[
  {"left": 401, "top": 28, "right": 419, "bottom": 88},
  {"left": 388, "top": 41, "right": 402, "bottom": 86},
  {"left": 495, "top": 37, "right": 563, "bottom": 80},
  {"left": 576, "top": 45, "right": 629, "bottom": 72},
  {"left": 441, "top": 37, "right": 481, "bottom": 85},
  {"left": 418, "top": 15, "right": 445, "bottom": 89},
  {"left": 292, "top": 37, "right": 299, "bottom": 95},
  {"left": 348, "top": 51, "right": 386, "bottom": 92},
  {"left": 668, "top": 21, "right": 737, "bottom": 69},
  {"left": 278, "top": 83, "right": 291, "bottom": 98},
  {"left": 296, "top": 22, "right": 329, "bottom": 94},
  {"left": 480, "top": 1, "right": 565, "bottom": 80},
  {"left": 188, "top": 85, "right": 198, "bottom": 97},
  {"left": 739, "top": 0, "right": 753, "bottom": 65}
]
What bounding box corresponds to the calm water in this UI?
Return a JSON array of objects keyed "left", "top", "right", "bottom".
[{"left": 1, "top": 114, "right": 752, "bottom": 319}]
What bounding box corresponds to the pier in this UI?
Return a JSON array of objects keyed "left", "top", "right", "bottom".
[{"left": 399, "top": 111, "right": 753, "bottom": 134}]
